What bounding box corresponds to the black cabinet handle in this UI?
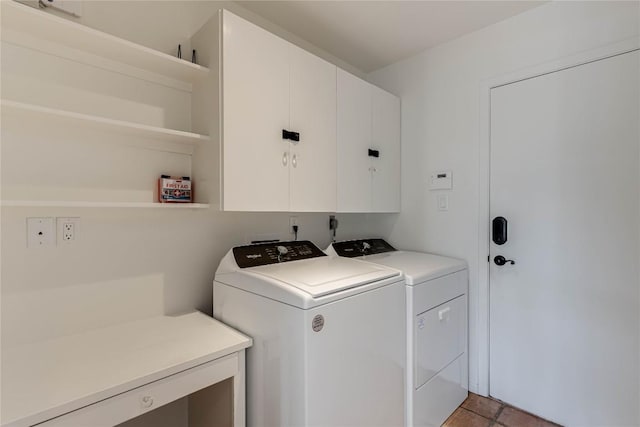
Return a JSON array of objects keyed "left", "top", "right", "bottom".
[
  {"left": 282, "top": 129, "right": 300, "bottom": 142},
  {"left": 368, "top": 149, "right": 380, "bottom": 158}
]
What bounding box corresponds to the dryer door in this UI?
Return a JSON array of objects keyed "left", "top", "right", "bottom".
[{"left": 414, "top": 294, "right": 466, "bottom": 388}]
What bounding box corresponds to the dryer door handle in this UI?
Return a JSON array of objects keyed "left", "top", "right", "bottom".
[{"left": 438, "top": 306, "right": 451, "bottom": 321}]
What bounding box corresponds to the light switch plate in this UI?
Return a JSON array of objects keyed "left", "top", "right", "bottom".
[{"left": 437, "top": 194, "right": 449, "bottom": 211}]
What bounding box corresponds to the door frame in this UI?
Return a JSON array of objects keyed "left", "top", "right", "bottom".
[{"left": 476, "top": 37, "right": 639, "bottom": 396}]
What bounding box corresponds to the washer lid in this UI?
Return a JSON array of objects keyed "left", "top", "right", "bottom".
[
  {"left": 364, "top": 251, "right": 467, "bottom": 285},
  {"left": 247, "top": 256, "right": 400, "bottom": 298}
]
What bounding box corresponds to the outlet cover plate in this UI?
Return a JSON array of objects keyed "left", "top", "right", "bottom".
[{"left": 57, "top": 217, "right": 80, "bottom": 245}]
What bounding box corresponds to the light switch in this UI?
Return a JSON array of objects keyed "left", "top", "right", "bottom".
[{"left": 437, "top": 194, "right": 449, "bottom": 211}]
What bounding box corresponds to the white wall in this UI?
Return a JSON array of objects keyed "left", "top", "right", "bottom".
[
  {"left": 368, "top": 0, "right": 639, "bottom": 394},
  {"left": 0, "top": 1, "right": 390, "bottom": 352}
]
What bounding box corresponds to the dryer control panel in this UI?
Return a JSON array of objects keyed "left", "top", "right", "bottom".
[
  {"left": 332, "top": 239, "right": 396, "bottom": 257},
  {"left": 233, "top": 240, "right": 326, "bottom": 268}
]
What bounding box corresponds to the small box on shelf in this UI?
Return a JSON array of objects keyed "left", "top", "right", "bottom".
[{"left": 158, "top": 175, "right": 193, "bottom": 203}]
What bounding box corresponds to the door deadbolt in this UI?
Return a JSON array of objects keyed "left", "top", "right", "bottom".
[{"left": 492, "top": 216, "right": 508, "bottom": 245}]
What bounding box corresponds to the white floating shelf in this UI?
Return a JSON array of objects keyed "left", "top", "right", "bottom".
[
  {"left": 1, "top": 100, "right": 210, "bottom": 154},
  {"left": 1, "top": 200, "right": 210, "bottom": 209},
  {"left": 1, "top": 0, "right": 209, "bottom": 83}
]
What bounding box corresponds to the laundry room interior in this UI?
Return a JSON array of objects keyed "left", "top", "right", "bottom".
[{"left": 1, "top": 1, "right": 638, "bottom": 427}]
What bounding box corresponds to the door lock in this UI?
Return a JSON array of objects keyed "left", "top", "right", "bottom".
[
  {"left": 494, "top": 255, "right": 515, "bottom": 266},
  {"left": 492, "top": 216, "right": 508, "bottom": 245}
]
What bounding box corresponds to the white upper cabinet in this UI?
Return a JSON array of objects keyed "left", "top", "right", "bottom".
[
  {"left": 221, "top": 10, "right": 290, "bottom": 212},
  {"left": 289, "top": 46, "right": 337, "bottom": 212},
  {"left": 337, "top": 70, "right": 401, "bottom": 213},
  {"left": 337, "top": 69, "right": 373, "bottom": 212},
  {"left": 371, "top": 87, "right": 401, "bottom": 212},
  {"left": 221, "top": 11, "right": 336, "bottom": 212}
]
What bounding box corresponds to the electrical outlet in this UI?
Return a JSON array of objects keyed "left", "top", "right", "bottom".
[
  {"left": 289, "top": 216, "right": 298, "bottom": 234},
  {"left": 57, "top": 217, "right": 80, "bottom": 245},
  {"left": 27, "top": 217, "right": 55, "bottom": 248},
  {"left": 63, "top": 222, "right": 74, "bottom": 241}
]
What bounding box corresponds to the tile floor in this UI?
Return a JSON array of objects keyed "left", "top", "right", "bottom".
[{"left": 443, "top": 393, "right": 562, "bottom": 427}]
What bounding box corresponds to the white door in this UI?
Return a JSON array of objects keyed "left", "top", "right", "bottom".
[
  {"left": 337, "top": 69, "right": 372, "bottom": 212},
  {"left": 289, "top": 45, "right": 337, "bottom": 212},
  {"left": 489, "top": 51, "right": 639, "bottom": 426},
  {"left": 371, "top": 86, "right": 401, "bottom": 213},
  {"left": 222, "top": 11, "right": 290, "bottom": 211}
]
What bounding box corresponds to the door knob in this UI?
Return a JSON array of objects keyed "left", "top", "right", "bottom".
[{"left": 494, "top": 255, "right": 515, "bottom": 266}]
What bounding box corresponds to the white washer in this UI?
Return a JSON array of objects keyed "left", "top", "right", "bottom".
[
  {"left": 213, "top": 240, "right": 406, "bottom": 427},
  {"left": 327, "top": 239, "right": 468, "bottom": 427}
]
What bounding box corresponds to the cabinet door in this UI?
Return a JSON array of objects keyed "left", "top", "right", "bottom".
[
  {"left": 289, "top": 45, "right": 336, "bottom": 212},
  {"left": 371, "top": 87, "right": 401, "bottom": 212},
  {"left": 222, "top": 11, "right": 290, "bottom": 211},
  {"left": 337, "top": 69, "right": 372, "bottom": 212}
]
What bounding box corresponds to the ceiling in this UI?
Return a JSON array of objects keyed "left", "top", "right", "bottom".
[{"left": 239, "top": 1, "right": 545, "bottom": 73}]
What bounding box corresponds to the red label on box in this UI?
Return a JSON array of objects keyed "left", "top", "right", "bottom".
[{"left": 158, "top": 176, "right": 192, "bottom": 203}]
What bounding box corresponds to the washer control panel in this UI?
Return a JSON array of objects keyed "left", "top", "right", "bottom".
[
  {"left": 233, "top": 240, "right": 326, "bottom": 268},
  {"left": 332, "top": 239, "right": 396, "bottom": 257}
]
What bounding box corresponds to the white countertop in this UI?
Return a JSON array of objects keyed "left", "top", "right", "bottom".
[{"left": 1, "top": 312, "right": 252, "bottom": 427}]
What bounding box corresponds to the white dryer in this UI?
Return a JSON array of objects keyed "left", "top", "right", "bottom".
[
  {"left": 213, "top": 240, "right": 406, "bottom": 427},
  {"left": 327, "top": 239, "right": 468, "bottom": 427}
]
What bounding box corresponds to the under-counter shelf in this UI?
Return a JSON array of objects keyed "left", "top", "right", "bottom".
[
  {"left": 1, "top": 200, "right": 211, "bottom": 209},
  {"left": 0, "top": 0, "right": 209, "bottom": 84},
  {"left": 1, "top": 100, "right": 209, "bottom": 155}
]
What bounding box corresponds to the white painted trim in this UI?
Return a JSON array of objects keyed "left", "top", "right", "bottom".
[
  {"left": 218, "top": 9, "right": 226, "bottom": 211},
  {"left": 476, "top": 36, "right": 640, "bottom": 397},
  {"left": 234, "top": 349, "right": 247, "bottom": 427}
]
